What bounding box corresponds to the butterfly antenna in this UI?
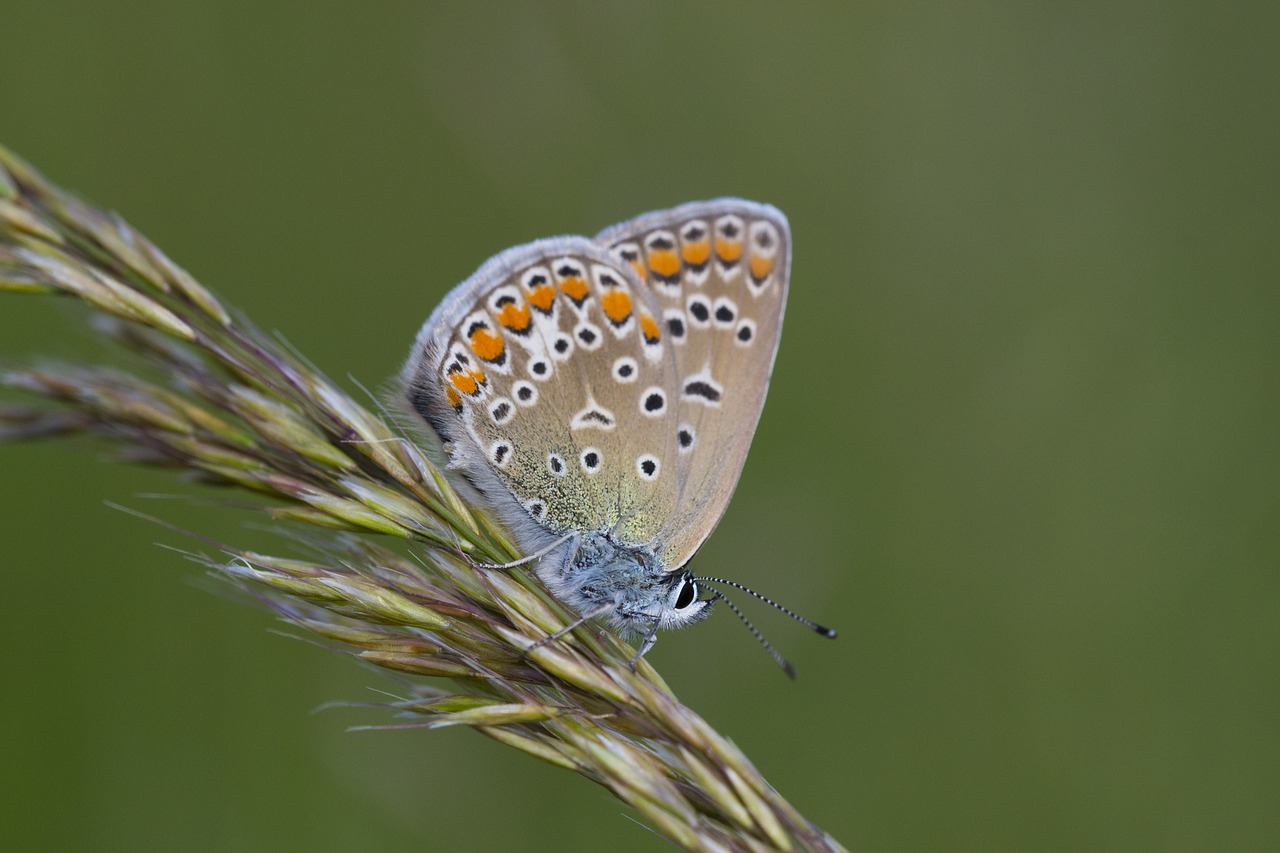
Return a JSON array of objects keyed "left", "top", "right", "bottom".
[
  {"left": 694, "top": 576, "right": 838, "bottom": 638},
  {"left": 704, "top": 589, "right": 796, "bottom": 680}
]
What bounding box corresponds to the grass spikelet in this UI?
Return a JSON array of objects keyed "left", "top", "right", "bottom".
[{"left": 0, "top": 143, "right": 843, "bottom": 853}]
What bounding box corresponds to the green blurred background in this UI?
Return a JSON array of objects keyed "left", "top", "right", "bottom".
[{"left": 2, "top": 3, "right": 1277, "bottom": 850}]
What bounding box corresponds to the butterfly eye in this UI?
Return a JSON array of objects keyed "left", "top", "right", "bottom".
[{"left": 674, "top": 580, "right": 697, "bottom": 610}]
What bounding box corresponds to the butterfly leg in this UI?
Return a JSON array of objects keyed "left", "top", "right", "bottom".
[
  {"left": 470, "top": 531, "right": 578, "bottom": 571},
  {"left": 523, "top": 600, "right": 612, "bottom": 657},
  {"left": 629, "top": 620, "right": 661, "bottom": 670}
]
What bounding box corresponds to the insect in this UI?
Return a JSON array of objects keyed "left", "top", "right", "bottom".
[{"left": 401, "top": 199, "right": 833, "bottom": 673}]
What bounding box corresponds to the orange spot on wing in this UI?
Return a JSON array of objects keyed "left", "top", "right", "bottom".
[
  {"left": 749, "top": 255, "right": 775, "bottom": 281},
  {"left": 647, "top": 249, "right": 681, "bottom": 278},
  {"left": 449, "top": 371, "right": 478, "bottom": 396},
  {"left": 496, "top": 301, "right": 531, "bottom": 333},
  {"left": 444, "top": 385, "right": 462, "bottom": 409},
  {"left": 629, "top": 259, "right": 647, "bottom": 281},
  {"left": 469, "top": 328, "right": 504, "bottom": 362},
  {"left": 526, "top": 284, "right": 555, "bottom": 312},
  {"left": 559, "top": 276, "right": 589, "bottom": 303},
  {"left": 601, "top": 290, "right": 633, "bottom": 324},
  {"left": 682, "top": 240, "right": 710, "bottom": 266},
  {"left": 715, "top": 238, "right": 743, "bottom": 262},
  {"left": 639, "top": 312, "right": 661, "bottom": 344}
]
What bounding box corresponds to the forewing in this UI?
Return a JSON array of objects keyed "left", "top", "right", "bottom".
[
  {"left": 402, "top": 237, "right": 682, "bottom": 549},
  {"left": 595, "top": 199, "right": 790, "bottom": 568}
]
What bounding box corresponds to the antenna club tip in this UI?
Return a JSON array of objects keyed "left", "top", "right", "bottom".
[{"left": 817, "top": 626, "right": 837, "bottom": 639}]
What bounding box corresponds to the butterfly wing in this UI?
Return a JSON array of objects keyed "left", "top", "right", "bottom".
[
  {"left": 595, "top": 199, "right": 790, "bottom": 569},
  {"left": 401, "top": 237, "right": 684, "bottom": 551}
]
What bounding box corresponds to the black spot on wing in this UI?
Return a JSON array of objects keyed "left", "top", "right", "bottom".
[{"left": 684, "top": 380, "right": 721, "bottom": 403}]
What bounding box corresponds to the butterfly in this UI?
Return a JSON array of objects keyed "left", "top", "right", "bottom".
[{"left": 401, "top": 199, "right": 832, "bottom": 670}]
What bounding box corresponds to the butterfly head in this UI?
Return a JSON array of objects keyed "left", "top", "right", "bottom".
[
  {"left": 647, "top": 570, "right": 715, "bottom": 631},
  {"left": 605, "top": 567, "right": 714, "bottom": 637},
  {"left": 540, "top": 533, "right": 714, "bottom": 637}
]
